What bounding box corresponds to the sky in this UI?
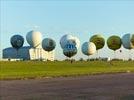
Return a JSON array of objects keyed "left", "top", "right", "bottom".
[{"left": 0, "top": 0, "right": 134, "bottom": 60}]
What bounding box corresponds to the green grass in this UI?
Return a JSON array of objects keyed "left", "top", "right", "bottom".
[{"left": 0, "top": 61, "right": 134, "bottom": 80}]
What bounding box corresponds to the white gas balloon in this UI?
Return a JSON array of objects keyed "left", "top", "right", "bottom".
[
  {"left": 122, "top": 33, "right": 134, "bottom": 49},
  {"left": 81, "top": 42, "right": 96, "bottom": 56},
  {"left": 26, "top": 30, "right": 42, "bottom": 48},
  {"left": 60, "top": 34, "right": 74, "bottom": 49}
]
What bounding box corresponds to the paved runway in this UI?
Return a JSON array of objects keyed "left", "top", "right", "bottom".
[{"left": 0, "top": 73, "right": 134, "bottom": 100}]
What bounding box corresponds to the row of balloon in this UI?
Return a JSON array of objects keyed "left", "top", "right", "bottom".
[
  {"left": 81, "top": 34, "right": 105, "bottom": 59},
  {"left": 107, "top": 34, "right": 134, "bottom": 59},
  {"left": 83, "top": 33, "right": 134, "bottom": 59},
  {"left": 10, "top": 31, "right": 56, "bottom": 59},
  {"left": 10, "top": 31, "right": 134, "bottom": 60}
]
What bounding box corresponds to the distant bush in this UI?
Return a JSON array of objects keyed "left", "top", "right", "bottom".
[
  {"left": 128, "top": 58, "right": 132, "bottom": 61},
  {"left": 54, "top": 59, "right": 59, "bottom": 61},
  {"left": 79, "top": 58, "right": 84, "bottom": 61},
  {"left": 111, "top": 59, "right": 123, "bottom": 61},
  {"left": 64, "top": 59, "right": 75, "bottom": 62}
]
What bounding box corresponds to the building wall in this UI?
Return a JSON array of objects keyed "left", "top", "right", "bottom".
[
  {"left": 3, "top": 46, "right": 55, "bottom": 61},
  {"left": 3, "top": 46, "right": 30, "bottom": 60},
  {"left": 29, "top": 48, "right": 54, "bottom": 61}
]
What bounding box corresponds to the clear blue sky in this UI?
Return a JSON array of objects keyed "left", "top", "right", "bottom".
[{"left": 0, "top": 0, "right": 134, "bottom": 60}]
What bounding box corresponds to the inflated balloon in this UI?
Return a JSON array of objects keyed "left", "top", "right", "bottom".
[
  {"left": 107, "top": 35, "right": 122, "bottom": 51},
  {"left": 81, "top": 42, "right": 96, "bottom": 56},
  {"left": 10, "top": 35, "right": 24, "bottom": 50},
  {"left": 60, "top": 34, "right": 74, "bottom": 49},
  {"left": 60, "top": 34, "right": 80, "bottom": 50},
  {"left": 90, "top": 34, "right": 105, "bottom": 50},
  {"left": 63, "top": 41, "right": 77, "bottom": 58},
  {"left": 42, "top": 38, "right": 56, "bottom": 52},
  {"left": 122, "top": 33, "right": 134, "bottom": 49},
  {"left": 26, "top": 30, "right": 42, "bottom": 48}
]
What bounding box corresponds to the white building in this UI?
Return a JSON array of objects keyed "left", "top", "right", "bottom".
[{"left": 2, "top": 46, "right": 55, "bottom": 61}]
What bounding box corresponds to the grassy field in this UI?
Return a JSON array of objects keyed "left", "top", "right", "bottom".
[{"left": 0, "top": 61, "right": 134, "bottom": 80}]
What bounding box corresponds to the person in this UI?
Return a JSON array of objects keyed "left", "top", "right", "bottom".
[
  {"left": 71, "top": 60, "right": 73, "bottom": 63},
  {"left": 107, "top": 57, "right": 113, "bottom": 66}
]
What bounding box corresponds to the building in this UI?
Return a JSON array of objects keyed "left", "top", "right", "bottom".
[{"left": 2, "top": 46, "right": 55, "bottom": 61}]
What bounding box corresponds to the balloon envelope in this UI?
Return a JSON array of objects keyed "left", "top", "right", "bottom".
[
  {"left": 90, "top": 34, "right": 105, "bottom": 50},
  {"left": 26, "top": 30, "right": 42, "bottom": 48},
  {"left": 81, "top": 42, "right": 96, "bottom": 56},
  {"left": 60, "top": 34, "right": 74, "bottom": 49},
  {"left": 42, "top": 38, "right": 56, "bottom": 52},
  {"left": 122, "top": 33, "right": 134, "bottom": 49},
  {"left": 63, "top": 41, "right": 77, "bottom": 58},
  {"left": 107, "top": 35, "right": 122, "bottom": 51},
  {"left": 67, "top": 38, "right": 80, "bottom": 49},
  {"left": 10, "top": 35, "right": 24, "bottom": 50},
  {"left": 60, "top": 34, "right": 80, "bottom": 50}
]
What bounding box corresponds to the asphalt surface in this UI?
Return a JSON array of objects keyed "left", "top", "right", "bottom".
[{"left": 0, "top": 73, "right": 134, "bottom": 100}]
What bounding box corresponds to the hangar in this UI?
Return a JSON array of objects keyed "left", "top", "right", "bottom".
[{"left": 3, "top": 46, "right": 54, "bottom": 61}]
